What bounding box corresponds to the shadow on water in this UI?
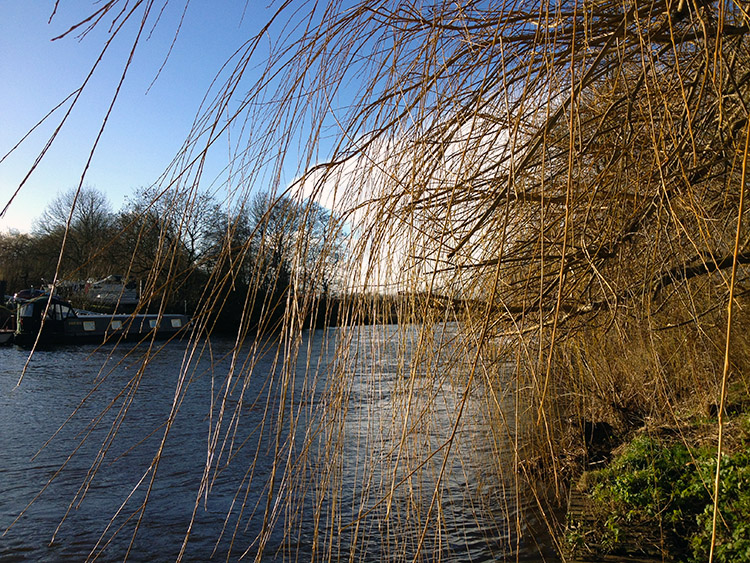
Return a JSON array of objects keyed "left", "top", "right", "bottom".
[{"left": 0, "top": 326, "right": 559, "bottom": 561}]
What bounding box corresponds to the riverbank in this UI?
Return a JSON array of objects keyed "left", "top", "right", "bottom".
[{"left": 563, "top": 400, "right": 750, "bottom": 562}]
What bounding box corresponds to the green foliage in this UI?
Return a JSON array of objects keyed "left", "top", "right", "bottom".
[
  {"left": 583, "top": 432, "right": 750, "bottom": 562},
  {"left": 690, "top": 448, "right": 750, "bottom": 562}
]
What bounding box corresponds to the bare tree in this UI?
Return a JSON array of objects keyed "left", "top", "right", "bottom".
[{"left": 32, "top": 186, "right": 115, "bottom": 279}]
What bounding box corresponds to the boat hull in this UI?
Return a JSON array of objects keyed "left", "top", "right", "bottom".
[{"left": 13, "top": 294, "right": 189, "bottom": 347}]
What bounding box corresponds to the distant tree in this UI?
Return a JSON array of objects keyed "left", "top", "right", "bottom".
[
  {"left": 191, "top": 191, "right": 344, "bottom": 331},
  {"left": 199, "top": 201, "right": 256, "bottom": 282},
  {"left": 32, "top": 186, "right": 115, "bottom": 279},
  {"left": 294, "top": 199, "right": 345, "bottom": 295},
  {"left": 0, "top": 231, "right": 48, "bottom": 292},
  {"left": 112, "top": 186, "right": 216, "bottom": 312},
  {"left": 248, "top": 192, "right": 301, "bottom": 295},
  {"left": 34, "top": 186, "right": 112, "bottom": 236},
  {"left": 115, "top": 187, "right": 178, "bottom": 280}
]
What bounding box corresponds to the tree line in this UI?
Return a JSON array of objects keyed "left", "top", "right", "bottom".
[{"left": 0, "top": 185, "right": 345, "bottom": 332}]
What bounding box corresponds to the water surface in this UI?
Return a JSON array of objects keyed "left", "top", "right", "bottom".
[{"left": 0, "top": 326, "right": 558, "bottom": 561}]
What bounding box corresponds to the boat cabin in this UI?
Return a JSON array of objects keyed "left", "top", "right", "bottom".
[
  {"left": 16, "top": 295, "right": 75, "bottom": 342},
  {"left": 15, "top": 294, "right": 189, "bottom": 346}
]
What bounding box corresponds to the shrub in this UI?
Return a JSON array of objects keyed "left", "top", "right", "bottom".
[{"left": 584, "top": 432, "right": 750, "bottom": 562}]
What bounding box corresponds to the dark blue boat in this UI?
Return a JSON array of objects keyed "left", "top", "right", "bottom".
[{"left": 14, "top": 294, "right": 189, "bottom": 346}]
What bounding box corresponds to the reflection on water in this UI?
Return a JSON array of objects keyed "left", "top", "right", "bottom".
[
  {"left": 0, "top": 326, "right": 558, "bottom": 561},
  {"left": 309, "top": 324, "right": 558, "bottom": 562}
]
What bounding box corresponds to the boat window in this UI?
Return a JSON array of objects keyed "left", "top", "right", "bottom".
[
  {"left": 110, "top": 320, "right": 123, "bottom": 330},
  {"left": 83, "top": 321, "right": 96, "bottom": 332},
  {"left": 170, "top": 318, "right": 182, "bottom": 328},
  {"left": 58, "top": 303, "right": 75, "bottom": 319},
  {"left": 149, "top": 319, "right": 158, "bottom": 329},
  {"left": 19, "top": 304, "right": 34, "bottom": 318},
  {"left": 50, "top": 304, "right": 70, "bottom": 321}
]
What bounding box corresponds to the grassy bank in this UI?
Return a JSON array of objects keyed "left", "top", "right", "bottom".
[
  {"left": 563, "top": 391, "right": 750, "bottom": 561},
  {"left": 565, "top": 421, "right": 750, "bottom": 561}
]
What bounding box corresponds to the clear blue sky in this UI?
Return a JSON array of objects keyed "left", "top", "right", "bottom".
[{"left": 0, "top": 1, "right": 273, "bottom": 232}]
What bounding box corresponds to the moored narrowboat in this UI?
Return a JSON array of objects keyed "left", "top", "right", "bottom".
[
  {"left": 14, "top": 294, "right": 189, "bottom": 346},
  {"left": 1, "top": 302, "right": 16, "bottom": 345}
]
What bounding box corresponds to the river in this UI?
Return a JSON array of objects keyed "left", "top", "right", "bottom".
[{"left": 0, "top": 325, "right": 559, "bottom": 561}]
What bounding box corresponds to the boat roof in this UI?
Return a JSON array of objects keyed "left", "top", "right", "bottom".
[
  {"left": 24, "top": 294, "right": 73, "bottom": 307},
  {"left": 13, "top": 289, "right": 48, "bottom": 302}
]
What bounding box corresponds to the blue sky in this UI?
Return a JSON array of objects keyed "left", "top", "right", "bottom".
[{"left": 0, "top": 1, "right": 273, "bottom": 232}]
